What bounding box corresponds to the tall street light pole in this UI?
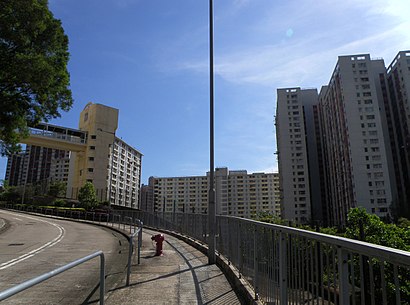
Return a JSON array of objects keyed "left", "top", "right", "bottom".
[{"left": 208, "top": 0, "right": 216, "bottom": 265}]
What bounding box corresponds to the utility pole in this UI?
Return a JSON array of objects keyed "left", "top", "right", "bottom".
[{"left": 208, "top": 0, "right": 216, "bottom": 265}]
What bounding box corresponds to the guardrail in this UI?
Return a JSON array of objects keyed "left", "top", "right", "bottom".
[
  {"left": 125, "top": 210, "right": 410, "bottom": 305},
  {"left": 126, "top": 218, "right": 143, "bottom": 286},
  {"left": 5, "top": 205, "right": 408, "bottom": 304},
  {"left": 28, "top": 128, "right": 87, "bottom": 144},
  {"left": 0, "top": 251, "right": 105, "bottom": 304}
]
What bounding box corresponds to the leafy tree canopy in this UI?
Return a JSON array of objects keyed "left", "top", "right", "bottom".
[
  {"left": 345, "top": 207, "right": 409, "bottom": 251},
  {"left": 78, "top": 182, "right": 98, "bottom": 210},
  {"left": 252, "top": 210, "right": 286, "bottom": 225},
  {"left": 0, "top": 0, "right": 73, "bottom": 154},
  {"left": 48, "top": 180, "right": 66, "bottom": 198}
]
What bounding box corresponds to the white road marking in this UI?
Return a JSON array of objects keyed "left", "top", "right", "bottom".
[
  {"left": 0, "top": 211, "right": 66, "bottom": 270},
  {"left": 13, "top": 217, "right": 22, "bottom": 221}
]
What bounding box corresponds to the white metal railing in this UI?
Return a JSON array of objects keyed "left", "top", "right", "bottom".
[
  {"left": 126, "top": 218, "right": 143, "bottom": 286},
  {"left": 0, "top": 251, "right": 105, "bottom": 304},
  {"left": 28, "top": 128, "right": 87, "bottom": 144},
  {"left": 131, "top": 211, "right": 410, "bottom": 305},
  {"left": 3, "top": 204, "right": 409, "bottom": 304}
]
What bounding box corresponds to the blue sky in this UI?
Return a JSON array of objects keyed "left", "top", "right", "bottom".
[{"left": 1, "top": 0, "right": 410, "bottom": 184}]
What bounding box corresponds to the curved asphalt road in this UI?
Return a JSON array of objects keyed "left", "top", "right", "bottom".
[{"left": 0, "top": 210, "right": 129, "bottom": 304}]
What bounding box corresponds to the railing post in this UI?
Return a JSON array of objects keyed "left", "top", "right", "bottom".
[
  {"left": 253, "top": 225, "right": 259, "bottom": 300},
  {"left": 100, "top": 252, "right": 105, "bottom": 305},
  {"left": 126, "top": 237, "right": 133, "bottom": 286},
  {"left": 279, "top": 231, "right": 288, "bottom": 304},
  {"left": 138, "top": 221, "right": 142, "bottom": 265},
  {"left": 338, "top": 247, "right": 350, "bottom": 305}
]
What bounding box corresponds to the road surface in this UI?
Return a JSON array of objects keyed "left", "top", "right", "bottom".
[{"left": 0, "top": 210, "right": 128, "bottom": 304}]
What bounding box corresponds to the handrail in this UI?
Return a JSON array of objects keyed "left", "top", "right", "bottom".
[
  {"left": 218, "top": 215, "right": 410, "bottom": 265},
  {"left": 126, "top": 219, "right": 143, "bottom": 286},
  {"left": 0, "top": 251, "right": 105, "bottom": 304}
]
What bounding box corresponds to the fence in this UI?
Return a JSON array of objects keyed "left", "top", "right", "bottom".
[
  {"left": 116, "top": 210, "right": 410, "bottom": 305},
  {"left": 2, "top": 204, "right": 409, "bottom": 304}
]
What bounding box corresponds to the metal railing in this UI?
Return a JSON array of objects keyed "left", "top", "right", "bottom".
[
  {"left": 126, "top": 218, "right": 143, "bottom": 286},
  {"left": 0, "top": 251, "right": 105, "bottom": 304},
  {"left": 28, "top": 127, "right": 87, "bottom": 144},
  {"left": 3, "top": 204, "right": 409, "bottom": 304},
  {"left": 129, "top": 211, "right": 410, "bottom": 305}
]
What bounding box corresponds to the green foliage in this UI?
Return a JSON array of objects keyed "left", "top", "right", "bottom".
[
  {"left": 345, "top": 207, "right": 409, "bottom": 251},
  {"left": 398, "top": 217, "right": 410, "bottom": 229},
  {"left": 53, "top": 198, "right": 66, "bottom": 207},
  {"left": 0, "top": 182, "right": 20, "bottom": 203},
  {"left": 0, "top": 0, "right": 73, "bottom": 152},
  {"left": 318, "top": 226, "right": 339, "bottom": 235},
  {"left": 252, "top": 210, "right": 286, "bottom": 225},
  {"left": 78, "top": 182, "right": 98, "bottom": 210},
  {"left": 38, "top": 205, "right": 85, "bottom": 212},
  {"left": 48, "top": 180, "right": 66, "bottom": 198},
  {"left": 344, "top": 208, "right": 410, "bottom": 303}
]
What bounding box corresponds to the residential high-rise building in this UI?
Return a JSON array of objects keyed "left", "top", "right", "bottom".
[
  {"left": 67, "top": 102, "right": 143, "bottom": 208},
  {"left": 140, "top": 183, "right": 155, "bottom": 213},
  {"left": 108, "top": 137, "right": 142, "bottom": 208},
  {"left": 319, "top": 54, "right": 395, "bottom": 226},
  {"left": 5, "top": 151, "right": 28, "bottom": 186},
  {"left": 4, "top": 102, "right": 143, "bottom": 209},
  {"left": 276, "top": 88, "right": 324, "bottom": 225},
  {"left": 275, "top": 52, "right": 410, "bottom": 226},
  {"left": 145, "top": 168, "right": 280, "bottom": 218},
  {"left": 5, "top": 145, "right": 70, "bottom": 187},
  {"left": 384, "top": 51, "right": 410, "bottom": 218}
]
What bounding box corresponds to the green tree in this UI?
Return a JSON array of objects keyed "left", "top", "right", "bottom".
[
  {"left": 48, "top": 180, "right": 67, "bottom": 198},
  {"left": 345, "top": 207, "right": 410, "bottom": 303},
  {"left": 0, "top": 180, "right": 20, "bottom": 203},
  {"left": 78, "top": 182, "right": 97, "bottom": 210},
  {"left": 252, "top": 210, "right": 286, "bottom": 225},
  {"left": 0, "top": 0, "right": 73, "bottom": 154},
  {"left": 345, "top": 207, "right": 409, "bottom": 251}
]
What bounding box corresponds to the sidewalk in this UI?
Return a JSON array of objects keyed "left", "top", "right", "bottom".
[{"left": 105, "top": 228, "right": 243, "bottom": 305}]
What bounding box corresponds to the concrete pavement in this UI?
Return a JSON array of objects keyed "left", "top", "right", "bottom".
[{"left": 105, "top": 229, "right": 244, "bottom": 305}]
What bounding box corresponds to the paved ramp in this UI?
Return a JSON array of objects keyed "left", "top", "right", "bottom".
[{"left": 105, "top": 229, "right": 242, "bottom": 305}]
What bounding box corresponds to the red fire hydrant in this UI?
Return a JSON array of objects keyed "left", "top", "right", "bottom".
[{"left": 151, "top": 234, "right": 165, "bottom": 256}]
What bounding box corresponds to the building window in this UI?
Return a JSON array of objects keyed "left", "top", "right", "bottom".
[
  {"left": 91, "top": 135, "right": 97, "bottom": 139},
  {"left": 90, "top": 146, "right": 96, "bottom": 150},
  {"left": 88, "top": 168, "right": 94, "bottom": 172},
  {"left": 89, "top": 157, "right": 94, "bottom": 161}
]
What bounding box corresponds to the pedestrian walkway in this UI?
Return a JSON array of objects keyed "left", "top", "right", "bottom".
[{"left": 105, "top": 228, "right": 243, "bottom": 305}]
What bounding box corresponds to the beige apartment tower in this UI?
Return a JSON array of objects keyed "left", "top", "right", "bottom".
[
  {"left": 67, "top": 103, "right": 142, "bottom": 208},
  {"left": 68, "top": 103, "right": 118, "bottom": 199}
]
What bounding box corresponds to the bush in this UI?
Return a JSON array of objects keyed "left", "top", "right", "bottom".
[
  {"left": 53, "top": 199, "right": 66, "bottom": 207},
  {"left": 78, "top": 182, "right": 98, "bottom": 210}
]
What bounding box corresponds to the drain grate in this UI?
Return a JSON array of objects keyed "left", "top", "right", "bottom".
[{"left": 8, "top": 243, "right": 24, "bottom": 246}]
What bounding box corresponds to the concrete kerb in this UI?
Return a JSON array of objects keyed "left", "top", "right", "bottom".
[{"left": 143, "top": 225, "right": 263, "bottom": 305}]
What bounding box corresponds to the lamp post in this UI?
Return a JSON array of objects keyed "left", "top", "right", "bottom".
[
  {"left": 208, "top": 0, "right": 216, "bottom": 265},
  {"left": 97, "top": 128, "right": 115, "bottom": 206}
]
